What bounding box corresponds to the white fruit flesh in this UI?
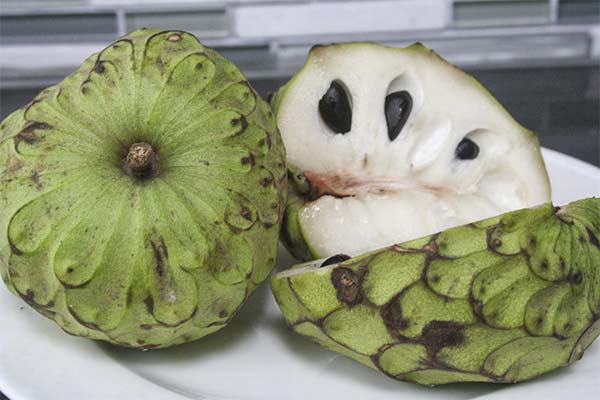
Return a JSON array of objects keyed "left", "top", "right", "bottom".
[{"left": 278, "top": 43, "right": 550, "bottom": 257}]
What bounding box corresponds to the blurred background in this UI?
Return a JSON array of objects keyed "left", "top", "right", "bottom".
[{"left": 0, "top": 0, "right": 599, "bottom": 165}]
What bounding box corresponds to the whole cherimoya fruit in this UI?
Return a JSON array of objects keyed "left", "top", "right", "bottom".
[
  {"left": 0, "top": 29, "right": 287, "bottom": 349},
  {"left": 271, "top": 198, "right": 600, "bottom": 385},
  {"left": 271, "top": 42, "right": 550, "bottom": 260}
]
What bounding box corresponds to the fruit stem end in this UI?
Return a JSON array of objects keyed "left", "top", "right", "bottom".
[{"left": 123, "top": 142, "right": 160, "bottom": 179}]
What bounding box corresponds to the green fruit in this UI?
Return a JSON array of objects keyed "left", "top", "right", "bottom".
[
  {"left": 272, "top": 42, "right": 551, "bottom": 260},
  {"left": 0, "top": 29, "right": 287, "bottom": 348},
  {"left": 271, "top": 198, "right": 600, "bottom": 385}
]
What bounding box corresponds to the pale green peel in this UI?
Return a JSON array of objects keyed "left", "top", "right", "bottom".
[
  {"left": 0, "top": 29, "right": 287, "bottom": 348},
  {"left": 271, "top": 198, "right": 600, "bottom": 385}
]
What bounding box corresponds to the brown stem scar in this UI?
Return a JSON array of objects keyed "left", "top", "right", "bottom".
[{"left": 123, "top": 142, "right": 160, "bottom": 179}]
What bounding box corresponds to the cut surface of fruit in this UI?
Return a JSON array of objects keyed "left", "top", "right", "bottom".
[
  {"left": 273, "top": 42, "right": 550, "bottom": 259},
  {"left": 271, "top": 198, "right": 600, "bottom": 385}
]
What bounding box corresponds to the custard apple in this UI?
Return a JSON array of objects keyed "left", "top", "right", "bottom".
[
  {"left": 271, "top": 198, "right": 600, "bottom": 384},
  {"left": 0, "top": 29, "right": 287, "bottom": 348}
]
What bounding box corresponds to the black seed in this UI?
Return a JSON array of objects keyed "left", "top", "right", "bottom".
[
  {"left": 455, "top": 138, "right": 479, "bottom": 160},
  {"left": 384, "top": 90, "right": 412, "bottom": 141},
  {"left": 318, "top": 81, "right": 352, "bottom": 134},
  {"left": 320, "top": 254, "right": 351, "bottom": 267}
]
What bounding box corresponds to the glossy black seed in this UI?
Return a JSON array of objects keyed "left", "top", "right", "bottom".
[
  {"left": 319, "top": 81, "right": 352, "bottom": 134},
  {"left": 320, "top": 254, "right": 351, "bottom": 267},
  {"left": 455, "top": 137, "right": 479, "bottom": 160},
  {"left": 385, "top": 91, "right": 412, "bottom": 141}
]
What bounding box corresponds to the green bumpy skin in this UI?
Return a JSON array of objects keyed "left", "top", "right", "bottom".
[
  {"left": 271, "top": 198, "right": 600, "bottom": 385},
  {"left": 0, "top": 29, "right": 287, "bottom": 349}
]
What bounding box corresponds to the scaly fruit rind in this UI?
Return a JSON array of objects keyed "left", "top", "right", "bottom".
[
  {"left": 271, "top": 198, "right": 600, "bottom": 385},
  {"left": 0, "top": 29, "right": 287, "bottom": 348}
]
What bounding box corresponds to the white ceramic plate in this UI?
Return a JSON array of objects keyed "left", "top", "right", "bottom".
[{"left": 1, "top": 148, "right": 599, "bottom": 400}]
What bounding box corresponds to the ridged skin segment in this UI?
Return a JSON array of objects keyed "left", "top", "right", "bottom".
[
  {"left": 271, "top": 198, "right": 600, "bottom": 385},
  {"left": 0, "top": 29, "right": 287, "bottom": 348}
]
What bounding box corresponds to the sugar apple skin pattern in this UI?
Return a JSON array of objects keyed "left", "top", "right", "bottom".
[{"left": 0, "top": 29, "right": 287, "bottom": 349}]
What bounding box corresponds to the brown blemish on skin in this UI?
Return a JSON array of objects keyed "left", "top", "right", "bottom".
[
  {"left": 331, "top": 267, "right": 362, "bottom": 306},
  {"left": 144, "top": 296, "right": 155, "bottom": 314},
  {"left": 569, "top": 272, "right": 582, "bottom": 285},
  {"left": 382, "top": 301, "right": 410, "bottom": 335},
  {"left": 231, "top": 116, "right": 248, "bottom": 134},
  {"left": 240, "top": 206, "right": 252, "bottom": 221},
  {"left": 587, "top": 228, "right": 599, "bottom": 248},
  {"left": 31, "top": 171, "right": 43, "bottom": 190},
  {"left": 68, "top": 306, "right": 101, "bottom": 330},
  {"left": 260, "top": 177, "right": 273, "bottom": 187},
  {"left": 421, "top": 320, "right": 465, "bottom": 355},
  {"left": 8, "top": 238, "right": 23, "bottom": 256},
  {"left": 149, "top": 236, "right": 168, "bottom": 277},
  {"left": 92, "top": 62, "right": 105, "bottom": 74},
  {"left": 241, "top": 153, "right": 255, "bottom": 166},
  {"left": 167, "top": 34, "right": 182, "bottom": 42},
  {"left": 422, "top": 241, "right": 439, "bottom": 257},
  {"left": 3, "top": 153, "right": 25, "bottom": 180},
  {"left": 14, "top": 122, "right": 51, "bottom": 150}
]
